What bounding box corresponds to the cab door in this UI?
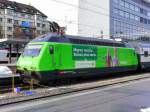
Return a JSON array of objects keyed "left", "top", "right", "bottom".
[
  {"left": 54, "top": 45, "right": 61, "bottom": 69},
  {"left": 49, "top": 46, "right": 55, "bottom": 67},
  {"left": 49, "top": 45, "right": 61, "bottom": 69}
]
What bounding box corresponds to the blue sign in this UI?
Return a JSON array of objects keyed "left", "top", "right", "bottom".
[
  {"left": 22, "top": 90, "right": 35, "bottom": 95},
  {"left": 21, "top": 21, "right": 30, "bottom": 28}
]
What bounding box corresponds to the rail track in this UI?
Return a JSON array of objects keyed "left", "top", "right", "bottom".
[{"left": 0, "top": 70, "right": 147, "bottom": 94}]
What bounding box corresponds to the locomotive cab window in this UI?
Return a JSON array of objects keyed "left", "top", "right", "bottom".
[
  {"left": 144, "top": 51, "right": 148, "bottom": 57},
  {"left": 22, "top": 44, "right": 42, "bottom": 57},
  {"left": 49, "top": 46, "right": 54, "bottom": 54}
]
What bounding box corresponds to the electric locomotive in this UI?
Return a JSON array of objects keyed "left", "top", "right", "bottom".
[{"left": 16, "top": 33, "right": 138, "bottom": 83}]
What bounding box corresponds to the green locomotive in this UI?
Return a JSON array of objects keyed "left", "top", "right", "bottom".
[{"left": 16, "top": 33, "right": 138, "bottom": 83}]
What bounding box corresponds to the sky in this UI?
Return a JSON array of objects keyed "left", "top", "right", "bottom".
[{"left": 10, "top": 0, "right": 77, "bottom": 26}]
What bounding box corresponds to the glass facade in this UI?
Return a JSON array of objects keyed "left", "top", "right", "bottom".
[{"left": 111, "top": 0, "right": 150, "bottom": 40}]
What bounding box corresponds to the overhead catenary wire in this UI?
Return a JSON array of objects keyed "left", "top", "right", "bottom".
[
  {"left": 48, "top": 18, "right": 104, "bottom": 29},
  {"left": 47, "top": 0, "right": 113, "bottom": 31},
  {"left": 50, "top": 0, "right": 149, "bottom": 31},
  {"left": 80, "top": 0, "right": 109, "bottom": 11},
  {"left": 49, "top": 0, "right": 136, "bottom": 29},
  {"left": 51, "top": 0, "right": 110, "bottom": 17},
  {"left": 49, "top": 0, "right": 150, "bottom": 39}
]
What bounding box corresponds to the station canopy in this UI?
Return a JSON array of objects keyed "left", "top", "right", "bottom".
[{"left": 0, "top": 38, "right": 29, "bottom": 44}]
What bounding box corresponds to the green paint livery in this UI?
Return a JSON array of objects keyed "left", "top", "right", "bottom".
[
  {"left": 16, "top": 34, "right": 138, "bottom": 83},
  {"left": 17, "top": 42, "right": 138, "bottom": 71}
]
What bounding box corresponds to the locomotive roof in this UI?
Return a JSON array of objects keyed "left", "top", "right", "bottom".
[{"left": 31, "top": 33, "right": 125, "bottom": 47}]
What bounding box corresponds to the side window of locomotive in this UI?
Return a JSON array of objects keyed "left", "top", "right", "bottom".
[
  {"left": 49, "top": 46, "right": 54, "bottom": 54},
  {"left": 144, "top": 51, "right": 148, "bottom": 57},
  {"left": 22, "top": 44, "right": 42, "bottom": 57}
]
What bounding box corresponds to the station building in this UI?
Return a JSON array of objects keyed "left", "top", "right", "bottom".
[
  {"left": 65, "top": 0, "right": 150, "bottom": 41},
  {"left": 0, "top": 0, "right": 50, "bottom": 40},
  {"left": 111, "top": 0, "right": 150, "bottom": 41},
  {"left": 0, "top": 0, "right": 60, "bottom": 63}
]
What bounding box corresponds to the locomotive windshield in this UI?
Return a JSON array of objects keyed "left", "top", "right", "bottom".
[{"left": 22, "top": 44, "right": 42, "bottom": 57}]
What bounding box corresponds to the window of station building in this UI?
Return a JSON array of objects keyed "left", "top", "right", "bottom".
[
  {"left": 7, "top": 18, "right": 12, "bottom": 23},
  {"left": 29, "top": 22, "right": 34, "bottom": 27},
  {"left": 42, "top": 31, "right": 46, "bottom": 34},
  {"left": 114, "top": 8, "right": 119, "bottom": 14},
  {"left": 120, "top": 0, "right": 125, "bottom": 7},
  {"left": 37, "top": 30, "right": 41, "bottom": 34},
  {"left": 130, "top": 14, "right": 134, "bottom": 20},
  {"left": 142, "top": 9, "right": 147, "bottom": 16},
  {"left": 125, "top": 12, "right": 130, "bottom": 18},
  {"left": 135, "top": 6, "right": 140, "bottom": 12},
  {"left": 114, "top": 20, "right": 117, "bottom": 26},
  {"left": 42, "top": 24, "right": 46, "bottom": 28},
  {"left": 135, "top": 16, "right": 140, "bottom": 21},
  {"left": 43, "top": 17, "right": 47, "bottom": 21},
  {"left": 28, "top": 15, "right": 33, "bottom": 19},
  {"left": 0, "top": 9, "right": 4, "bottom": 14},
  {"left": 129, "top": 4, "right": 135, "bottom": 11},
  {"left": 7, "top": 27, "right": 12, "bottom": 31},
  {"left": 25, "top": 14, "right": 29, "bottom": 19},
  {"left": 125, "top": 2, "right": 130, "bottom": 8},
  {"left": 148, "top": 12, "right": 150, "bottom": 17},
  {"left": 119, "top": 10, "right": 124, "bottom": 17},
  {"left": 7, "top": 9, "right": 13, "bottom": 16},
  {"left": 140, "top": 17, "right": 143, "bottom": 23},
  {"left": 0, "top": 18, "right": 3, "bottom": 22},
  {"left": 14, "top": 20, "right": 19, "bottom": 25},
  {"left": 144, "top": 18, "right": 147, "bottom": 24},
  {"left": 7, "top": 35, "right": 12, "bottom": 38},
  {"left": 14, "top": 13, "right": 17, "bottom": 17},
  {"left": 113, "top": 0, "right": 119, "bottom": 4},
  {"left": 37, "top": 23, "right": 41, "bottom": 27},
  {"left": 140, "top": 8, "right": 144, "bottom": 14},
  {"left": 126, "top": 24, "right": 130, "bottom": 29},
  {"left": 37, "top": 16, "right": 43, "bottom": 21},
  {"left": 21, "top": 13, "right": 25, "bottom": 17},
  {"left": 17, "top": 13, "right": 21, "bottom": 17},
  {"left": 117, "top": 21, "right": 121, "bottom": 27},
  {"left": 120, "top": 22, "right": 125, "bottom": 27}
]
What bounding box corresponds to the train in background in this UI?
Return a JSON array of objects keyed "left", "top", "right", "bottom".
[
  {"left": 16, "top": 33, "right": 150, "bottom": 84},
  {"left": 0, "top": 49, "right": 8, "bottom": 63},
  {"left": 126, "top": 41, "right": 150, "bottom": 70},
  {"left": 0, "top": 49, "right": 21, "bottom": 63},
  {"left": 0, "top": 50, "right": 21, "bottom": 63}
]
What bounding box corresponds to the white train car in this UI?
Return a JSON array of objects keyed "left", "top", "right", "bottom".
[
  {"left": 126, "top": 42, "right": 150, "bottom": 70},
  {"left": 0, "top": 49, "right": 8, "bottom": 63},
  {"left": 137, "top": 43, "right": 150, "bottom": 69}
]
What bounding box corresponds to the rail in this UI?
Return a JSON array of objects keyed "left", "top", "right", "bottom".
[{"left": 0, "top": 71, "right": 149, "bottom": 106}]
